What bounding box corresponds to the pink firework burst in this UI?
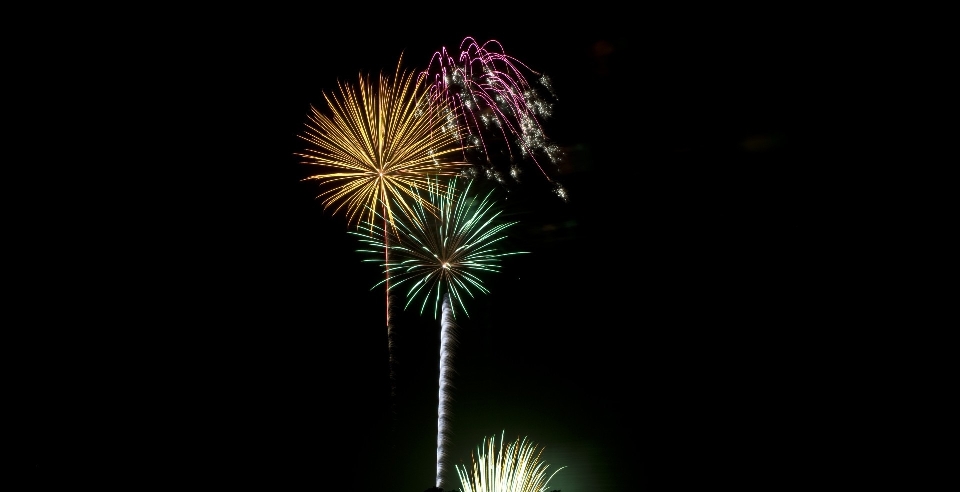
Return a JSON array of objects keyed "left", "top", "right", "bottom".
[{"left": 419, "top": 37, "right": 568, "bottom": 201}]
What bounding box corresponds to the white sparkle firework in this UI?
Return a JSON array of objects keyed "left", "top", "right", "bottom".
[{"left": 456, "top": 431, "right": 566, "bottom": 492}]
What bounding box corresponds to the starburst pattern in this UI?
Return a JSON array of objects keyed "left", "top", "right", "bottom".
[
  {"left": 352, "top": 176, "right": 527, "bottom": 319},
  {"left": 456, "top": 431, "right": 566, "bottom": 492},
  {"left": 297, "top": 57, "right": 472, "bottom": 233}
]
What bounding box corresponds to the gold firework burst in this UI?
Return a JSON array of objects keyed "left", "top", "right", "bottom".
[{"left": 296, "top": 57, "right": 472, "bottom": 233}]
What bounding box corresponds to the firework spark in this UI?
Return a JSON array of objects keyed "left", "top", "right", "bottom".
[
  {"left": 456, "top": 431, "right": 566, "bottom": 492},
  {"left": 419, "top": 37, "right": 568, "bottom": 200},
  {"left": 352, "top": 176, "right": 528, "bottom": 320}
]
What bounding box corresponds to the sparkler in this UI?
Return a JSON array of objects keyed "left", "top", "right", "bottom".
[
  {"left": 456, "top": 431, "right": 566, "bottom": 492},
  {"left": 296, "top": 56, "right": 472, "bottom": 396},
  {"left": 419, "top": 37, "right": 569, "bottom": 201}
]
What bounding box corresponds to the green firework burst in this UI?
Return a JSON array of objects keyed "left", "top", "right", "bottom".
[{"left": 352, "top": 177, "right": 527, "bottom": 319}]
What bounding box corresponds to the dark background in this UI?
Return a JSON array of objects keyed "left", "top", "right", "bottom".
[{"left": 29, "top": 7, "right": 859, "bottom": 491}]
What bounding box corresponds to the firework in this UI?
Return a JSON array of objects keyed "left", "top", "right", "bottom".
[
  {"left": 297, "top": 56, "right": 472, "bottom": 233},
  {"left": 352, "top": 177, "right": 525, "bottom": 488},
  {"left": 419, "top": 37, "right": 568, "bottom": 200},
  {"left": 456, "top": 431, "right": 566, "bottom": 492},
  {"left": 351, "top": 176, "right": 528, "bottom": 319}
]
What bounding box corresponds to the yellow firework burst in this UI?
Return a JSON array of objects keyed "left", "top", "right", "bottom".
[
  {"left": 296, "top": 57, "right": 472, "bottom": 233},
  {"left": 456, "top": 431, "right": 566, "bottom": 492}
]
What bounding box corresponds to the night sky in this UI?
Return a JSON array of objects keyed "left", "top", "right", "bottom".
[{"left": 30, "top": 8, "right": 850, "bottom": 491}]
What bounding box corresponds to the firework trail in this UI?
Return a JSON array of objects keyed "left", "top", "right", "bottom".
[
  {"left": 296, "top": 56, "right": 472, "bottom": 398},
  {"left": 436, "top": 292, "right": 457, "bottom": 489},
  {"left": 419, "top": 37, "right": 569, "bottom": 201},
  {"left": 351, "top": 176, "right": 526, "bottom": 486},
  {"left": 456, "top": 431, "right": 566, "bottom": 492}
]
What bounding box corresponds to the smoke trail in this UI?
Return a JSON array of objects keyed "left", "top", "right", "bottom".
[{"left": 436, "top": 292, "right": 458, "bottom": 489}]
